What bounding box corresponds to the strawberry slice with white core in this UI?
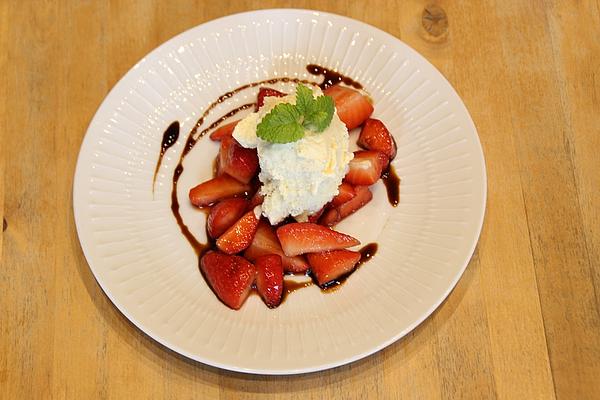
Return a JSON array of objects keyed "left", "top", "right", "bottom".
[
  {"left": 189, "top": 174, "right": 250, "bottom": 207},
  {"left": 357, "top": 118, "right": 397, "bottom": 159},
  {"left": 307, "top": 250, "right": 361, "bottom": 286},
  {"left": 255, "top": 254, "right": 284, "bottom": 308},
  {"left": 218, "top": 136, "right": 259, "bottom": 184},
  {"left": 344, "top": 150, "right": 387, "bottom": 186},
  {"left": 276, "top": 222, "right": 360, "bottom": 257},
  {"left": 216, "top": 210, "right": 259, "bottom": 254},
  {"left": 209, "top": 120, "right": 240, "bottom": 141},
  {"left": 323, "top": 85, "right": 373, "bottom": 130},
  {"left": 320, "top": 185, "right": 373, "bottom": 227},
  {"left": 200, "top": 251, "right": 256, "bottom": 310},
  {"left": 244, "top": 220, "right": 309, "bottom": 273},
  {"left": 207, "top": 198, "right": 248, "bottom": 239}
]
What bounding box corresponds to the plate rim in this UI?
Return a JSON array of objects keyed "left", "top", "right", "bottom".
[{"left": 73, "top": 8, "right": 487, "bottom": 375}]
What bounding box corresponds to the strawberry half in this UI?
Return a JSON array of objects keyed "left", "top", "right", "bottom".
[
  {"left": 276, "top": 222, "right": 360, "bottom": 257},
  {"left": 255, "top": 254, "right": 284, "bottom": 308},
  {"left": 244, "top": 220, "right": 309, "bottom": 273},
  {"left": 216, "top": 210, "right": 260, "bottom": 254},
  {"left": 320, "top": 185, "right": 373, "bottom": 226},
  {"left": 207, "top": 198, "right": 248, "bottom": 239},
  {"left": 331, "top": 182, "right": 356, "bottom": 207},
  {"left": 218, "top": 137, "right": 259, "bottom": 184},
  {"left": 307, "top": 250, "right": 361, "bottom": 286},
  {"left": 357, "top": 118, "right": 397, "bottom": 160},
  {"left": 256, "top": 87, "right": 286, "bottom": 110},
  {"left": 344, "top": 150, "right": 387, "bottom": 186},
  {"left": 200, "top": 251, "right": 256, "bottom": 310},
  {"left": 324, "top": 85, "right": 373, "bottom": 130},
  {"left": 189, "top": 174, "right": 250, "bottom": 207},
  {"left": 209, "top": 120, "right": 240, "bottom": 141}
]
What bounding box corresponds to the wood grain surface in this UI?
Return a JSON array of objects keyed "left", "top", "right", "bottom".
[{"left": 1, "top": 1, "right": 599, "bottom": 399}]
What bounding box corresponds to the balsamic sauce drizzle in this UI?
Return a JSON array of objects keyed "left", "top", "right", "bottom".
[
  {"left": 307, "top": 64, "right": 363, "bottom": 90},
  {"left": 381, "top": 165, "right": 401, "bottom": 207},
  {"left": 153, "top": 121, "right": 180, "bottom": 191}
]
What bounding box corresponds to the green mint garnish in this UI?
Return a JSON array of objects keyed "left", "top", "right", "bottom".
[{"left": 256, "top": 84, "right": 335, "bottom": 144}]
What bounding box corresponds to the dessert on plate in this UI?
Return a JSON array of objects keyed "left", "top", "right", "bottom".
[{"left": 186, "top": 76, "right": 398, "bottom": 310}]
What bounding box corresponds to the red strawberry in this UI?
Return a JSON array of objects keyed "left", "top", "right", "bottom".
[
  {"left": 216, "top": 210, "right": 260, "bottom": 254},
  {"left": 244, "top": 221, "right": 309, "bottom": 273},
  {"left": 207, "top": 198, "right": 248, "bottom": 239},
  {"left": 307, "top": 207, "right": 325, "bottom": 223},
  {"left": 307, "top": 250, "right": 361, "bottom": 286},
  {"left": 344, "top": 150, "right": 387, "bottom": 186},
  {"left": 331, "top": 182, "right": 356, "bottom": 207},
  {"left": 218, "top": 137, "right": 259, "bottom": 184},
  {"left": 209, "top": 120, "right": 239, "bottom": 141},
  {"left": 255, "top": 254, "right": 284, "bottom": 308},
  {"left": 257, "top": 87, "right": 286, "bottom": 110},
  {"left": 324, "top": 85, "right": 373, "bottom": 130},
  {"left": 189, "top": 174, "right": 250, "bottom": 207},
  {"left": 276, "top": 223, "right": 360, "bottom": 257},
  {"left": 248, "top": 190, "right": 264, "bottom": 209},
  {"left": 357, "top": 118, "right": 397, "bottom": 160},
  {"left": 320, "top": 186, "right": 373, "bottom": 226},
  {"left": 200, "top": 251, "right": 256, "bottom": 310}
]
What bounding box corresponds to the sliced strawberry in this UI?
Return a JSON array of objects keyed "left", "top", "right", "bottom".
[
  {"left": 276, "top": 223, "right": 360, "bottom": 257},
  {"left": 336, "top": 185, "right": 373, "bottom": 220},
  {"left": 357, "top": 118, "right": 397, "bottom": 160},
  {"left": 189, "top": 174, "right": 250, "bottom": 207},
  {"left": 307, "top": 250, "right": 361, "bottom": 286},
  {"left": 244, "top": 220, "right": 309, "bottom": 273},
  {"left": 216, "top": 210, "right": 260, "bottom": 254},
  {"left": 209, "top": 120, "right": 240, "bottom": 141},
  {"left": 320, "top": 186, "right": 373, "bottom": 226},
  {"left": 344, "top": 150, "right": 387, "bottom": 186},
  {"left": 218, "top": 137, "right": 259, "bottom": 184},
  {"left": 255, "top": 254, "right": 284, "bottom": 308},
  {"left": 257, "top": 87, "right": 286, "bottom": 110},
  {"left": 324, "top": 85, "right": 373, "bottom": 130},
  {"left": 307, "top": 207, "right": 325, "bottom": 223},
  {"left": 207, "top": 198, "right": 248, "bottom": 239},
  {"left": 331, "top": 182, "right": 356, "bottom": 207},
  {"left": 200, "top": 251, "right": 256, "bottom": 310},
  {"left": 248, "top": 190, "right": 264, "bottom": 209}
]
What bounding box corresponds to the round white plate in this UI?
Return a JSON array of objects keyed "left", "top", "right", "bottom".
[{"left": 73, "top": 9, "right": 486, "bottom": 374}]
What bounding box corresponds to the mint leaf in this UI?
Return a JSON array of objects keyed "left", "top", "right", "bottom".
[
  {"left": 295, "top": 84, "right": 314, "bottom": 115},
  {"left": 256, "top": 103, "right": 304, "bottom": 143},
  {"left": 256, "top": 84, "right": 336, "bottom": 144},
  {"left": 303, "top": 94, "right": 334, "bottom": 132}
]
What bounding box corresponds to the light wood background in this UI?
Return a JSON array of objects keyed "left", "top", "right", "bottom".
[{"left": 2, "top": 1, "right": 599, "bottom": 399}]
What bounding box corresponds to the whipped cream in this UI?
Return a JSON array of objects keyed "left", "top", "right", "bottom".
[{"left": 233, "top": 87, "right": 353, "bottom": 224}]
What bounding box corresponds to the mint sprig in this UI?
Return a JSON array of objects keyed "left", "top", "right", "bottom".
[{"left": 257, "top": 84, "right": 335, "bottom": 144}]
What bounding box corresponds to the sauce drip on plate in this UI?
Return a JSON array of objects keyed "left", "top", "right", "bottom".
[
  {"left": 153, "top": 121, "right": 180, "bottom": 190},
  {"left": 306, "top": 64, "right": 363, "bottom": 90},
  {"left": 381, "top": 165, "right": 401, "bottom": 207}
]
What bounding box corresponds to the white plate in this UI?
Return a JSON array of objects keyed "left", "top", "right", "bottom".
[{"left": 73, "top": 9, "right": 486, "bottom": 374}]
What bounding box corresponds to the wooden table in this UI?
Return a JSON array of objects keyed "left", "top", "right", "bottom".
[{"left": 2, "top": 1, "right": 599, "bottom": 398}]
